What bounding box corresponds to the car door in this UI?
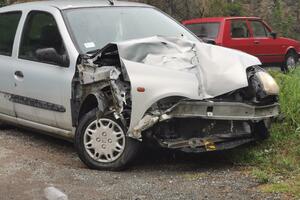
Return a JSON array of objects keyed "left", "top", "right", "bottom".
[
  {"left": 223, "top": 19, "right": 252, "bottom": 54},
  {"left": 248, "top": 20, "right": 283, "bottom": 63},
  {"left": 0, "top": 11, "right": 22, "bottom": 119},
  {"left": 13, "top": 10, "right": 74, "bottom": 130}
]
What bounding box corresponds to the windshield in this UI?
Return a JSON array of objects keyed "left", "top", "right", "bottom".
[
  {"left": 64, "top": 7, "right": 198, "bottom": 53},
  {"left": 185, "top": 23, "right": 220, "bottom": 39}
]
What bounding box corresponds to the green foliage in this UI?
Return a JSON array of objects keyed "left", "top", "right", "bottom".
[
  {"left": 269, "top": 0, "right": 296, "bottom": 39},
  {"left": 204, "top": 0, "right": 244, "bottom": 17},
  {"left": 0, "top": 0, "right": 6, "bottom": 7},
  {"left": 270, "top": 69, "right": 300, "bottom": 132},
  {"left": 252, "top": 169, "right": 271, "bottom": 184},
  {"left": 224, "top": 2, "right": 244, "bottom": 16}
]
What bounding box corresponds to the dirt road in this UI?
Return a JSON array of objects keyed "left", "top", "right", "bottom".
[{"left": 0, "top": 127, "right": 284, "bottom": 200}]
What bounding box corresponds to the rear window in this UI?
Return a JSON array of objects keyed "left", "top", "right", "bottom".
[
  {"left": 0, "top": 12, "right": 22, "bottom": 56},
  {"left": 185, "top": 22, "right": 220, "bottom": 39}
]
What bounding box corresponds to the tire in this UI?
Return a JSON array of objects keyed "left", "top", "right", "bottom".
[
  {"left": 75, "top": 108, "right": 140, "bottom": 171},
  {"left": 282, "top": 51, "right": 298, "bottom": 72}
]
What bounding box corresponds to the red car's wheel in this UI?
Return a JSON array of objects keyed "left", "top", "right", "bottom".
[{"left": 283, "top": 51, "right": 298, "bottom": 72}]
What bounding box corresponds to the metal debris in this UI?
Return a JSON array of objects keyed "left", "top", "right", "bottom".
[{"left": 44, "top": 187, "right": 68, "bottom": 200}]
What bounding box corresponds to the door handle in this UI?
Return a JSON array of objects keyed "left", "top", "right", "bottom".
[
  {"left": 254, "top": 41, "right": 260, "bottom": 45},
  {"left": 14, "top": 71, "right": 24, "bottom": 79}
]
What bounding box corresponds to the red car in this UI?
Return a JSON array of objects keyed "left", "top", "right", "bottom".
[{"left": 183, "top": 17, "right": 300, "bottom": 71}]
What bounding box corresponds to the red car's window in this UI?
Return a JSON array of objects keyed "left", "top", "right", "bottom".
[
  {"left": 185, "top": 22, "right": 220, "bottom": 39},
  {"left": 250, "top": 21, "right": 270, "bottom": 38},
  {"left": 230, "top": 20, "right": 250, "bottom": 38}
]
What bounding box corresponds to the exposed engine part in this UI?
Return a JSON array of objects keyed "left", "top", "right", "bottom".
[
  {"left": 77, "top": 65, "right": 121, "bottom": 85},
  {"left": 131, "top": 115, "right": 159, "bottom": 139},
  {"left": 150, "top": 118, "right": 257, "bottom": 152},
  {"left": 180, "top": 138, "right": 255, "bottom": 153},
  {"left": 110, "top": 80, "right": 127, "bottom": 114},
  {"left": 71, "top": 45, "right": 132, "bottom": 129}
]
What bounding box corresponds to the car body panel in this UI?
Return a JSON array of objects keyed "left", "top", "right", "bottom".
[
  {"left": 0, "top": 55, "right": 16, "bottom": 117},
  {"left": 183, "top": 17, "right": 300, "bottom": 65},
  {"left": 0, "top": 4, "right": 79, "bottom": 130}
]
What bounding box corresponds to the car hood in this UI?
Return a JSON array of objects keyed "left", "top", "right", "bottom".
[
  {"left": 111, "top": 36, "right": 261, "bottom": 131},
  {"left": 279, "top": 36, "right": 300, "bottom": 44}
]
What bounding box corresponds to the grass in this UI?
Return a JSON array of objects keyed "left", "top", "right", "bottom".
[{"left": 229, "top": 67, "right": 300, "bottom": 198}]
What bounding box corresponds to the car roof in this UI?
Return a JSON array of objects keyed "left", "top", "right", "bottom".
[
  {"left": 183, "top": 17, "right": 261, "bottom": 24},
  {"left": 0, "top": 0, "right": 151, "bottom": 11}
]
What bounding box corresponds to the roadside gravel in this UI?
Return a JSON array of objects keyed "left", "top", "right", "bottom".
[{"left": 0, "top": 127, "right": 286, "bottom": 200}]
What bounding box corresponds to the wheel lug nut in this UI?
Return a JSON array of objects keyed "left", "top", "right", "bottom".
[
  {"left": 108, "top": 139, "right": 112, "bottom": 143},
  {"left": 102, "top": 144, "right": 106, "bottom": 149}
]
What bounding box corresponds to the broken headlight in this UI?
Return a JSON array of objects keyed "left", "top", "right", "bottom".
[
  {"left": 255, "top": 71, "right": 279, "bottom": 96},
  {"left": 247, "top": 67, "right": 279, "bottom": 101}
]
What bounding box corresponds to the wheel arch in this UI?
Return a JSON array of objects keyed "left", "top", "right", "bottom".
[
  {"left": 77, "top": 87, "right": 110, "bottom": 125},
  {"left": 78, "top": 94, "right": 99, "bottom": 123},
  {"left": 285, "top": 47, "right": 297, "bottom": 57}
]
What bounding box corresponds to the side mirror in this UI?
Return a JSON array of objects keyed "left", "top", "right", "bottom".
[
  {"left": 205, "top": 39, "right": 216, "bottom": 45},
  {"left": 36, "top": 48, "right": 69, "bottom": 67},
  {"left": 270, "top": 32, "right": 277, "bottom": 39}
]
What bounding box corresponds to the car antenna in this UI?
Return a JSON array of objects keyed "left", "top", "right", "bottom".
[{"left": 108, "top": 0, "right": 115, "bottom": 5}]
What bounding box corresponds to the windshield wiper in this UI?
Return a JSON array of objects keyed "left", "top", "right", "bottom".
[{"left": 108, "top": 0, "right": 115, "bottom": 5}]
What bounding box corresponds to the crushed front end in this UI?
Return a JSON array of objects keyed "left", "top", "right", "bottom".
[
  {"left": 74, "top": 36, "right": 280, "bottom": 153},
  {"left": 137, "top": 66, "right": 280, "bottom": 153}
]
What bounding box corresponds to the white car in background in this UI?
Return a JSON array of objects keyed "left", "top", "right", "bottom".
[{"left": 0, "top": 0, "right": 279, "bottom": 170}]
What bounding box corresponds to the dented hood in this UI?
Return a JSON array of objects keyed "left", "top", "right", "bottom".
[
  {"left": 116, "top": 36, "right": 261, "bottom": 98},
  {"left": 110, "top": 36, "right": 261, "bottom": 133}
]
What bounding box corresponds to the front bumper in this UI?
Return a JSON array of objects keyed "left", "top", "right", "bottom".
[
  {"left": 154, "top": 100, "right": 280, "bottom": 152},
  {"left": 166, "top": 101, "right": 279, "bottom": 121}
]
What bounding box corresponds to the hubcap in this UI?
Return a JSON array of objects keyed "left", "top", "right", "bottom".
[
  {"left": 286, "top": 56, "right": 296, "bottom": 71},
  {"left": 84, "top": 118, "right": 126, "bottom": 163}
]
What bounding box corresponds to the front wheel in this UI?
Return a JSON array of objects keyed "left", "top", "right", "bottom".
[
  {"left": 75, "top": 109, "right": 140, "bottom": 171},
  {"left": 282, "top": 51, "right": 297, "bottom": 72}
]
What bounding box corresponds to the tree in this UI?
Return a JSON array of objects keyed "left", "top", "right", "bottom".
[
  {"left": 0, "top": 0, "right": 6, "bottom": 7},
  {"left": 4, "top": 0, "right": 300, "bottom": 40}
]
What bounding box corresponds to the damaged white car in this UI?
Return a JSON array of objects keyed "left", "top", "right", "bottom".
[{"left": 0, "top": 0, "right": 279, "bottom": 170}]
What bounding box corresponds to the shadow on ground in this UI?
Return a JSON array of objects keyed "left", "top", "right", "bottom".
[{"left": 2, "top": 126, "right": 240, "bottom": 172}]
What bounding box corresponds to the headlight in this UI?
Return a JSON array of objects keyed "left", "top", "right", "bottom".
[{"left": 256, "top": 71, "right": 279, "bottom": 95}]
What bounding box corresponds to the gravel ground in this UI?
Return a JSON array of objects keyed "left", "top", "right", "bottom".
[{"left": 0, "top": 127, "right": 287, "bottom": 200}]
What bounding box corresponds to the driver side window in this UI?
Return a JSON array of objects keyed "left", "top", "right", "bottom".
[
  {"left": 231, "top": 20, "right": 250, "bottom": 38},
  {"left": 250, "top": 21, "right": 270, "bottom": 38},
  {"left": 19, "top": 11, "right": 67, "bottom": 66}
]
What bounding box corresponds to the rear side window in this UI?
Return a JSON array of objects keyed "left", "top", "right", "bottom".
[
  {"left": 185, "top": 23, "right": 220, "bottom": 39},
  {"left": 19, "top": 11, "right": 66, "bottom": 63},
  {"left": 231, "top": 20, "right": 250, "bottom": 38},
  {"left": 250, "top": 21, "right": 270, "bottom": 37},
  {"left": 0, "top": 12, "right": 22, "bottom": 56}
]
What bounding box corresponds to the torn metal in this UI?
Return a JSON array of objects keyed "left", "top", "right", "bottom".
[{"left": 77, "top": 52, "right": 127, "bottom": 116}]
